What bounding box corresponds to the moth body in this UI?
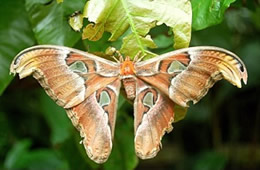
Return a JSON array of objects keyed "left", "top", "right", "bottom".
[
  {"left": 120, "top": 56, "right": 138, "bottom": 100},
  {"left": 122, "top": 77, "right": 136, "bottom": 100}
]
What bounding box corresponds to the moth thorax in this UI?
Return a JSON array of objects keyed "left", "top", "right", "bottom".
[{"left": 122, "top": 77, "right": 136, "bottom": 100}]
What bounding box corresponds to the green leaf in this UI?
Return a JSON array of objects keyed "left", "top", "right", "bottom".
[
  {"left": 22, "top": 150, "right": 69, "bottom": 170},
  {"left": 83, "top": 0, "right": 130, "bottom": 41},
  {"left": 118, "top": 94, "right": 127, "bottom": 110},
  {"left": 57, "top": 0, "right": 64, "bottom": 3},
  {"left": 238, "top": 41, "right": 260, "bottom": 88},
  {"left": 25, "top": 0, "right": 84, "bottom": 46},
  {"left": 60, "top": 134, "right": 100, "bottom": 169},
  {"left": 0, "top": 112, "right": 9, "bottom": 156},
  {"left": 82, "top": 0, "right": 191, "bottom": 58},
  {"left": 4, "top": 139, "right": 32, "bottom": 169},
  {"left": 4, "top": 139, "right": 69, "bottom": 170},
  {"left": 153, "top": 34, "right": 173, "bottom": 49},
  {"left": 0, "top": 0, "right": 35, "bottom": 95},
  {"left": 251, "top": 7, "right": 260, "bottom": 31},
  {"left": 192, "top": 0, "right": 236, "bottom": 30},
  {"left": 104, "top": 111, "right": 138, "bottom": 170},
  {"left": 174, "top": 105, "right": 188, "bottom": 122},
  {"left": 193, "top": 151, "right": 227, "bottom": 170},
  {"left": 82, "top": 32, "right": 115, "bottom": 53},
  {"left": 39, "top": 90, "right": 72, "bottom": 145},
  {"left": 121, "top": 34, "right": 157, "bottom": 59}
]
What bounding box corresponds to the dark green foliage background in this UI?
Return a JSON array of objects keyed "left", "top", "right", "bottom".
[{"left": 0, "top": 0, "right": 260, "bottom": 169}]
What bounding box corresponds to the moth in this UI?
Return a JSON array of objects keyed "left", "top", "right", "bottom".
[{"left": 10, "top": 45, "right": 247, "bottom": 163}]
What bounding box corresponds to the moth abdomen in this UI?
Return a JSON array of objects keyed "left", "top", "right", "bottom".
[{"left": 122, "top": 77, "right": 136, "bottom": 100}]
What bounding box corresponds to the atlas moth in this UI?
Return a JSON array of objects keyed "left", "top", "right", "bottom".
[{"left": 10, "top": 45, "right": 247, "bottom": 163}]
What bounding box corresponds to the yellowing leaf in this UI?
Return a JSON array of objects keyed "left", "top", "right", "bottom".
[
  {"left": 82, "top": 0, "right": 192, "bottom": 57},
  {"left": 82, "top": 23, "right": 105, "bottom": 41},
  {"left": 83, "top": 0, "right": 129, "bottom": 41},
  {"left": 69, "top": 12, "right": 83, "bottom": 32},
  {"left": 174, "top": 105, "right": 188, "bottom": 122},
  {"left": 123, "top": 0, "right": 192, "bottom": 49},
  {"left": 121, "top": 34, "right": 157, "bottom": 59}
]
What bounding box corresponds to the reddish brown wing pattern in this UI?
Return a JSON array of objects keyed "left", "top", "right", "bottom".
[
  {"left": 10, "top": 45, "right": 120, "bottom": 109},
  {"left": 10, "top": 45, "right": 122, "bottom": 164},
  {"left": 134, "top": 79, "right": 175, "bottom": 159},
  {"left": 135, "top": 46, "right": 248, "bottom": 107},
  {"left": 66, "top": 79, "right": 121, "bottom": 163},
  {"left": 10, "top": 45, "right": 248, "bottom": 164}
]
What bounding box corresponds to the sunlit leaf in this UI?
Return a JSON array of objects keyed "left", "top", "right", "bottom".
[
  {"left": 0, "top": 0, "right": 35, "bottom": 95},
  {"left": 69, "top": 12, "right": 83, "bottom": 32},
  {"left": 83, "top": 0, "right": 191, "bottom": 57},
  {"left": 192, "top": 0, "right": 236, "bottom": 30},
  {"left": 82, "top": 23, "right": 105, "bottom": 41},
  {"left": 121, "top": 34, "right": 157, "bottom": 59},
  {"left": 57, "top": 0, "right": 63, "bottom": 3},
  {"left": 83, "top": 0, "right": 130, "bottom": 41}
]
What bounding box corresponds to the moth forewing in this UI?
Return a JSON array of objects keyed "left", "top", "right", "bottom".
[{"left": 135, "top": 46, "right": 248, "bottom": 107}]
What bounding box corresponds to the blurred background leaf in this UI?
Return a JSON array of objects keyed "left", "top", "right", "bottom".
[
  {"left": 104, "top": 108, "right": 138, "bottom": 170},
  {"left": 4, "top": 139, "right": 69, "bottom": 170},
  {"left": 193, "top": 151, "right": 227, "bottom": 170},
  {"left": 0, "top": 0, "right": 35, "bottom": 95},
  {"left": 39, "top": 90, "right": 72, "bottom": 145}
]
